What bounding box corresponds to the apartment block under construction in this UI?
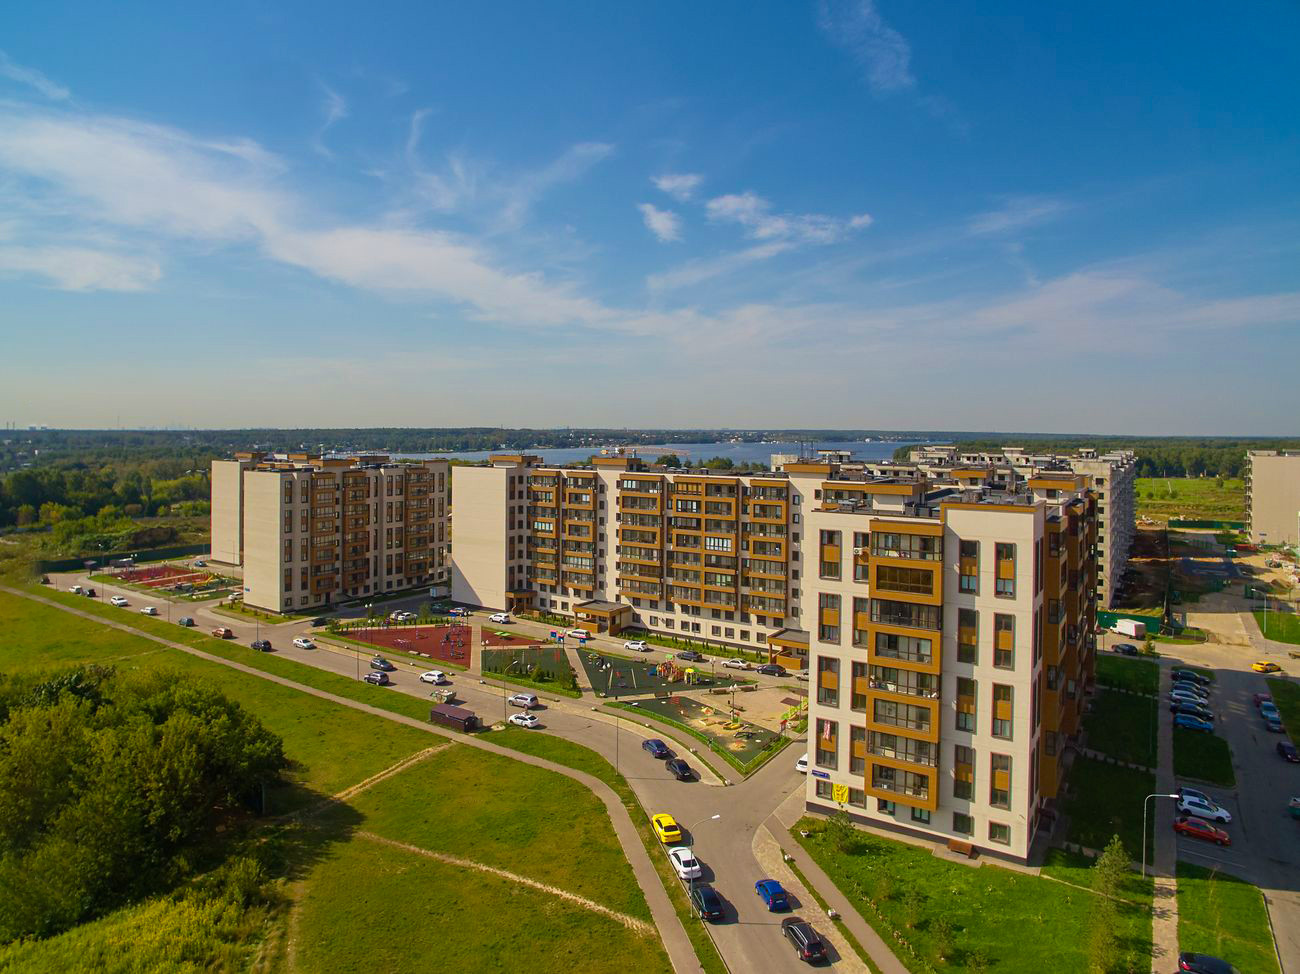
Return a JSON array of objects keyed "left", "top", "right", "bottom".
[
  {"left": 451, "top": 451, "right": 1099, "bottom": 860},
  {"left": 211, "top": 452, "right": 450, "bottom": 613}
]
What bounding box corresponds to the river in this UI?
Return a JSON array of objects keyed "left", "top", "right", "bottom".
[{"left": 393, "top": 439, "right": 923, "bottom": 468}]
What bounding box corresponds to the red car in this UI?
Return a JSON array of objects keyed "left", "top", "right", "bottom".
[
  {"left": 211, "top": 627, "right": 234, "bottom": 639},
  {"left": 1254, "top": 693, "right": 1273, "bottom": 709},
  {"left": 1174, "top": 816, "right": 1230, "bottom": 846}
]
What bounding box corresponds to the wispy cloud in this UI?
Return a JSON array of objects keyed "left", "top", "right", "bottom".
[
  {"left": 652, "top": 172, "right": 702, "bottom": 202},
  {"left": 967, "top": 195, "right": 1069, "bottom": 236},
  {"left": 0, "top": 244, "right": 160, "bottom": 291},
  {"left": 311, "top": 82, "right": 349, "bottom": 157},
  {"left": 497, "top": 141, "right": 614, "bottom": 230},
  {"left": 817, "top": 0, "right": 914, "bottom": 94},
  {"left": 705, "top": 191, "right": 871, "bottom": 244},
  {"left": 647, "top": 242, "right": 791, "bottom": 291},
  {"left": 637, "top": 203, "right": 682, "bottom": 242},
  {"left": 0, "top": 52, "right": 70, "bottom": 101}
]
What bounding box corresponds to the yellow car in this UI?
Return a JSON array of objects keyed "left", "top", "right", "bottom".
[
  {"left": 1252, "top": 661, "right": 1282, "bottom": 674},
  {"left": 651, "top": 813, "right": 682, "bottom": 843}
]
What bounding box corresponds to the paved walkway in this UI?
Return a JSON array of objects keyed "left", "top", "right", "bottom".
[
  {"left": 3, "top": 585, "right": 703, "bottom": 974},
  {"left": 1150, "top": 664, "right": 1180, "bottom": 974}
]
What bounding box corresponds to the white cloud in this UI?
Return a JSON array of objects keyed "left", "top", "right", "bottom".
[
  {"left": 968, "top": 196, "right": 1069, "bottom": 236},
  {"left": 0, "top": 52, "right": 70, "bottom": 101},
  {"left": 0, "top": 244, "right": 160, "bottom": 291},
  {"left": 652, "top": 173, "right": 702, "bottom": 202},
  {"left": 647, "top": 242, "right": 791, "bottom": 291},
  {"left": 705, "top": 191, "right": 871, "bottom": 244},
  {"left": 312, "top": 83, "right": 349, "bottom": 157},
  {"left": 817, "top": 0, "right": 914, "bottom": 94},
  {"left": 637, "top": 203, "right": 682, "bottom": 242}
]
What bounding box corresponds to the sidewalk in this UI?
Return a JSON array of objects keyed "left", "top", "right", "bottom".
[{"left": 1150, "top": 665, "right": 1179, "bottom": 974}]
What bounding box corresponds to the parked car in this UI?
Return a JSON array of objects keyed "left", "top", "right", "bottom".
[
  {"left": 1174, "top": 714, "right": 1215, "bottom": 733},
  {"left": 507, "top": 692, "right": 539, "bottom": 710},
  {"left": 690, "top": 884, "right": 724, "bottom": 922},
  {"left": 1172, "top": 668, "right": 1211, "bottom": 686},
  {"left": 624, "top": 639, "right": 649, "bottom": 652},
  {"left": 666, "top": 758, "right": 694, "bottom": 781},
  {"left": 795, "top": 669, "right": 810, "bottom": 682},
  {"left": 722, "top": 658, "right": 750, "bottom": 669},
  {"left": 1252, "top": 661, "right": 1282, "bottom": 673},
  {"left": 193, "top": 559, "right": 206, "bottom": 568},
  {"left": 566, "top": 628, "right": 592, "bottom": 640},
  {"left": 795, "top": 754, "right": 808, "bottom": 774},
  {"left": 1260, "top": 701, "right": 1281, "bottom": 721},
  {"left": 1172, "top": 680, "right": 1209, "bottom": 698},
  {"left": 109, "top": 596, "right": 129, "bottom": 607},
  {"left": 1177, "top": 794, "right": 1231, "bottom": 824},
  {"left": 1173, "top": 816, "right": 1230, "bottom": 846},
  {"left": 488, "top": 612, "right": 511, "bottom": 623},
  {"left": 84, "top": 588, "right": 96, "bottom": 598},
  {"left": 69, "top": 585, "right": 83, "bottom": 594},
  {"left": 782, "top": 917, "right": 828, "bottom": 964},
  {"left": 756, "top": 663, "right": 786, "bottom": 676},
  {"left": 642, "top": 738, "right": 671, "bottom": 759},
  {"left": 292, "top": 636, "right": 315, "bottom": 649},
  {"left": 1254, "top": 693, "right": 1273, "bottom": 709},
  {"left": 668, "top": 847, "right": 702, "bottom": 880},
  {"left": 1178, "top": 952, "right": 1241, "bottom": 974},
  {"left": 1113, "top": 642, "right": 1139, "bottom": 656},
  {"left": 755, "top": 878, "right": 790, "bottom": 912},
  {"left": 448, "top": 606, "right": 471, "bottom": 617},
  {"left": 369, "top": 657, "right": 396, "bottom": 671},
  {"left": 676, "top": 650, "right": 704, "bottom": 662},
  {"left": 250, "top": 639, "right": 272, "bottom": 652},
  {"left": 1169, "top": 691, "right": 1209, "bottom": 710},
  {"left": 1178, "top": 786, "right": 1219, "bottom": 808},
  {"left": 177, "top": 617, "right": 195, "bottom": 627},
  {"left": 508, "top": 712, "right": 540, "bottom": 729},
  {"left": 139, "top": 606, "right": 158, "bottom": 616},
  {"left": 1264, "top": 713, "right": 1284, "bottom": 733},
  {"left": 362, "top": 671, "right": 390, "bottom": 686},
  {"left": 1277, "top": 741, "right": 1299, "bottom": 763},
  {"left": 652, "top": 814, "right": 682, "bottom": 843},
  {"left": 211, "top": 627, "right": 234, "bottom": 639},
  {"left": 420, "top": 670, "right": 448, "bottom": 685},
  {"left": 1170, "top": 701, "right": 1214, "bottom": 722}
]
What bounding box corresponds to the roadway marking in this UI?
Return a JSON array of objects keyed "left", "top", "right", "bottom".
[{"left": 1176, "top": 845, "right": 1242, "bottom": 869}]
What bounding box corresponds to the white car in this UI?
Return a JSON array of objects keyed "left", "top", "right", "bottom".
[
  {"left": 795, "top": 669, "right": 810, "bottom": 682},
  {"left": 109, "top": 596, "right": 129, "bottom": 607},
  {"left": 193, "top": 559, "right": 206, "bottom": 568},
  {"left": 508, "top": 712, "right": 539, "bottom": 729},
  {"left": 139, "top": 606, "right": 158, "bottom": 616},
  {"left": 420, "top": 670, "right": 448, "bottom": 685},
  {"left": 389, "top": 610, "right": 415, "bottom": 622},
  {"left": 624, "top": 639, "right": 650, "bottom": 652},
  {"left": 489, "top": 612, "right": 511, "bottom": 623},
  {"left": 566, "top": 628, "right": 592, "bottom": 640},
  {"left": 292, "top": 637, "right": 316, "bottom": 650},
  {"left": 1177, "top": 794, "right": 1231, "bottom": 824},
  {"left": 1169, "top": 690, "right": 1208, "bottom": 708},
  {"left": 722, "top": 658, "right": 750, "bottom": 670},
  {"left": 667, "top": 846, "right": 702, "bottom": 881},
  {"left": 69, "top": 585, "right": 83, "bottom": 595},
  {"left": 795, "top": 754, "right": 808, "bottom": 774}
]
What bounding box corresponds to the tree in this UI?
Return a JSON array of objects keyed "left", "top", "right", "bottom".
[
  {"left": 824, "top": 807, "right": 857, "bottom": 852},
  {"left": 1092, "top": 834, "right": 1130, "bottom": 900},
  {"left": 658, "top": 454, "right": 681, "bottom": 467},
  {"left": 1086, "top": 835, "right": 1129, "bottom": 974}
]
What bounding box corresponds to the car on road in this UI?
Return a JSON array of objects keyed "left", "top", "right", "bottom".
[
  {"left": 642, "top": 738, "right": 671, "bottom": 759},
  {"left": 1260, "top": 701, "right": 1281, "bottom": 720},
  {"left": 1172, "top": 679, "right": 1209, "bottom": 697},
  {"left": 652, "top": 814, "right": 682, "bottom": 843},
  {"left": 1277, "top": 741, "right": 1299, "bottom": 763},
  {"left": 1174, "top": 714, "right": 1215, "bottom": 733},
  {"left": 1252, "top": 661, "right": 1282, "bottom": 673},
  {"left": 177, "top": 617, "right": 195, "bottom": 627},
  {"left": 361, "top": 671, "right": 390, "bottom": 686},
  {"left": 675, "top": 650, "right": 704, "bottom": 662},
  {"left": 1170, "top": 701, "right": 1214, "bottom": 722},
  {"left": 666, "top": 758, "right": 694, "bottom": 781},
  {"left": 69, "top": 585, "right": 83, "bottom": 595},
  {"left": 624, "top": 639, "right": 649, "bottom": 652},
  {"left": 1174, "top": 816, "right": 1230, "bottom": 846},
  {"left": 690, "top": 885, "right": 724, "bottom": 922},
  {"left": 292, "top": 637, "right": 315, "bottom": 649},
  {"left": 193, "top": 559, "right": 206, "bottom": 567},
  {"left": 1177, "top": 794, "right": 1231, "bottom": 823},
  {"left": 781, "top": 917, "right": 827, "bottom": 964},
  {"left": 1254, "top": 693, "right": 1273, "bottom": 709},
  {"left": 1172, "top": 668, "right": 1211, "bottom": 686},
  {"left": 448, "top": 606, "right": 471, "bottom": 617},
  {"left": 211, "top": 627, "right": 234, "bottom": 639},
  {"left": 250, "top": 640, "right": 272, "bottom": 652},
  {"left": 795, "top": 669, "right": 810, "bottom": 682},
  {"left": 1169, "top": 688, "right": 1209, "bottom": 707},
  {"left": 795, "top": 753, "right": 808, "bottom": 774},
  {"left": 1113, "top": 642, "right": 1139, "bottom": 656},
  {"left": 508, "top": 712, "right": 539, "bottom": 729},
  {"left": 1178, "top": 787, "right": 1220, "bottom": 809},
  {"left": 755, "top": 878, "right": 790, "bottom": 912},
  {"left": 109, "top": 596, "right": 129, "bottom": 607},
  {"left": 420, "top": 670, "right": 448, "bottom": 684},
  {"left": 369, "top": 657, "right": 396, "bottom": 671},
  {"left": 1177, "top": 952, "right": 1241, "bottom": 974},
  {"left": 488, "top": 612, "right": 511, "bottom": 623},
  {"left": 389, "top": 610, "right": 415, "bottom": 622},
  {"left": 139, "top": 606, "right": 158, "bottom": 616},
  {"left": 668, "top": 847, "right": 702, "bottom": 880},
  {"left": 84, "top": 588, "right": 96, "bottom": 598},
  {"left": 722, "top": 658, "right": 750, "bottom": 669},
  {"left": 507, "top": 692, "right": 539, "bottom": 710},
  {"left": 755, "top": 663, "right": 786, "bottom": 676},
  {"left": 1264, "top": 713, "right": 1284, "bottom": 733},
  {"left": 563, "top": 627, "right": 590, "bottom": 640}
]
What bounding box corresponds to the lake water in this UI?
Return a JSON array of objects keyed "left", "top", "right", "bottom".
[{"left": 395, "top": 439, "right": 922, "bottom": 468}]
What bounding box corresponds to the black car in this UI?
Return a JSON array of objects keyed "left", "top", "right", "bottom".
[
  {"left": 250, "top": 639, "right": 272, "bottom": 652},
  {"left": 1178, "top": 953, "right": 1240, "bottom": 974},
  {"left": 362, "top": 671, "right": 390, "bottom": 686},
  {"left": 1278, "top": 741, "right": 1300, "bottom": 763},
  {"left": 311, "top": 617, "right": 328, "bottom": 627},
  {"left": 756, "top": 663, "right": 786, "bottom": 676},
  {"left": 666, "top": 758, "right": 694, "bottom": 781},
  {"left": 84, "top": 588, "right": 96, "bottom": 598},
  {"left": 177, "top": 616, "right": 195, "bottom": 627},
  {"left": 676, "top": 650, "right": 704, "bottom": 662},
  {"left": 370, "top": 657, "right": 396, "bottom": 672},
  {"left": 642, "top": 738, "right": 670, "bottom": 759},
  {"left": 1113, "top": 642, "right": 1139, "bottom": 656},
  {"left": 1170, "top": 701, "right": 1213, "bottom": 722},
  {"left": 781, "top": 917, "right": 827, "bottom": 964},
  {"left": 1172, "top": 668, "right": 1212, "bottom": 686},
  {"left": 690, "top": 884, "right": 724, "bottom": 922}
]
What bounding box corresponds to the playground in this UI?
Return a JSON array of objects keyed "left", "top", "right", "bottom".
[
  {"left": 481, "top": 645, "right": 573, "bottom": 685},
  {"left": 481, "top": 629, "right": 541, "bottom": 648},
  {"left": 350, "top": 623, "right": 473, "bottom": 666},
  {"left": 96, "top": 562, "right": 236, "bottom": 600},
  {"left": 618, "top": 694, "right": 784, "bottom": 767},
  {"left": 577, "top": 650, "right": 740, "bottom": 698}
]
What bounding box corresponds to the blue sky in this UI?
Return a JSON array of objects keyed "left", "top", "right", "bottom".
[{"left": 1, "top": 2, "right": 1297, "bottom": 433}]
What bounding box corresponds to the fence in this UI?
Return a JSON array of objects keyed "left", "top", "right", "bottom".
[
  {"left": 37, "top": 543, "right": 210, "bottom": 574},
  {"left": 1169, "top": 519, "right": 1246, "bottom": 530}
]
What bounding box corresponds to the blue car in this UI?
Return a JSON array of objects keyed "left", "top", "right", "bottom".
[
  {"left": 642, "top": 738, "right": 670, "bottom": 759},
  {"left": 755, "top": 878, "right": 790, "bottom": 912},
  {"left": 1174, "top": 713, "right": 1214, "bottom": 733}
]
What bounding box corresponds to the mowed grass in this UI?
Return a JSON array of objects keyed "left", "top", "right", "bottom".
[
  {"left": 1135, "top": 477, "right": 1245, "bottom": 523},
  {"left": 1084, "top": 689, "right": 1157, "bottom": 767},
  {"left": 295, "top": 837, "right": 670, "bottom": 974},
  {"left": 1096, "top": 655, "right": 1159, "bottom": 695},
  {"left": 1062, "top": 757, "right": 1155, "bottom": 858},
  {"left": 1173, "top": 728, "right": 1236, "bottom": 788},
  {"left": 1254, "top": 609, "right": 1300, "bottom": 645},
  {"left": 794, "top": 820, "right": 1152, "bottom": 973},
  {"left": 1177, "top": 862, "right": 1280, "bottom": 974}
]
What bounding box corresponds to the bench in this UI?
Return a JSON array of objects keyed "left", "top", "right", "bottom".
[{"left": 947, "top": 838, "right": 975, "bottom": 858}]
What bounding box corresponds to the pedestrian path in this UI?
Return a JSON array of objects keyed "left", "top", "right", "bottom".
[{"left": 1150, "top": 665, "right": 1180, "bottom": 974}]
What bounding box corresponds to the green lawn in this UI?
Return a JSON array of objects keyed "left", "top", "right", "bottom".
[
  {"left": 793, "top": 820, "right": 1152, "bottom": 973},
  {"left": 1135, "top": 477, "right": 1245, "bottom": 523},
  {"left": 1173, "top": 728, "right": 1236, "bottom": 787},
  {"left": 1266, "top": 678, "right": 1299, "bottom": 734},
  {"left": 1254, "top": 609, "right": 1300, "bottom": 645},
  {"left": 1177, "top": 862, "right": 1280, "bottom": 974},
  {"left": 1096, "top": 655, "right": 1160, "bottom": 696},
  {"left": 1083, "top": 689, "right": 1157, "bottom": 767},
  {"left": 1062, "top": 757, "right": 1155, "bottom": 858}
]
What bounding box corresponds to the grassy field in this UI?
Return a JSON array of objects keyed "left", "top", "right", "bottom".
[
  {"left": 793, "top": 820, "right": 1152, "bottom": 973},
  {"left": 1062, "top": 757, "right": 1155, "bottom": 858},
  {"left": 1266, "top": 678, "right": 1300, "bottom": 734},
  {"left": 1135, "top": 477, "right": 1245, "bottom": 523},
  {"left": 1173, "top": 728, "right": 1236, "bottom": 788},
  {"left": 1254, "top": 609, "right": 1300, "bottom": 645},
  {"left": 1177, "top": 862, "right": 1280, "bottom": 974},
  {"left": 1096, "top": 655, "right": 1160, "bottom": 696},
  {"left": 1083, "top": 689, "right": 1158, "bottom": 767}
]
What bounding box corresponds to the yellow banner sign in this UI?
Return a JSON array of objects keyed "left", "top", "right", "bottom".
[{"left": 831, "top": 783, "right": 849, "bottom": 804}]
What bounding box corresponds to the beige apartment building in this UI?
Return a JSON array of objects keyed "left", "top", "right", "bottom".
[
  {"left": 451, "top": 452, "right": 1097, "bottom": 860},
  {"left": 1246, "top": 450, "right": 1300, "bottom": 546},
  {"left": 211, "top": 453, "right": 450, "bottom": 613}
]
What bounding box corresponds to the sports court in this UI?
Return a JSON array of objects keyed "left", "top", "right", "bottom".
[
  {"left": 107, "top": 563, "right": 235, "bottom": 599},
  {"left": 351, "top": 623, "right": 474, "bottom": 666},
  {"left": 480, "top": 644, "right": 571, "bottom": 683}
]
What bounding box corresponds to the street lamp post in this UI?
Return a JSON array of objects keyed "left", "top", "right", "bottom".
[
  {"left": 684, "top": 813, "right": 721, "bottom": 896},
  {"left": 1141, "top": 792, "right": 1180, "bottom": 878}
]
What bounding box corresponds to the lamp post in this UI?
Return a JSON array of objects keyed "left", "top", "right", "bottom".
[
  {"left": 1141, "top": 792, "right": 1180, "bottom": 878},
  {"left": 684, "top": 813, "right": 721, "bottom": 896}
]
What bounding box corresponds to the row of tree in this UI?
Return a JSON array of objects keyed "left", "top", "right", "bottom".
[{"left": 0, "top": 464, "right": 209, "bottom": 529}]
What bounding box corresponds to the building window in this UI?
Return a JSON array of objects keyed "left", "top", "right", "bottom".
[
  {"left": 993, "top": 614, "right": 1015, "bottom": 669},
  {"left": 877, "top": 799, "right": 895, "bottom": 815},
  {"left": 953, "top": 812, "right": 974, "bottom": 835},
  {"left": 815, "top": 719, "right": 838, "bottom": 769},
  {"left": 850, "top": 725, "right": 866, "bottom": 774},
  {"left": 990, "top": 754, "right": 1011, "bottom": 809},
  {"left": 953, "top": 744, "right": 974, "bottom": 800},
  {"left": 995, "top": 543, "right": 1016, "bottom": 597},
  {"left": 957, "top": 607, "right": 978, "bottom": 664},
  {"left": 817, "top": 656, "right": 840, "bottom": 706},
  {"left": 850, "top": 661, "right": 869, "bottom": 712},
  {"left": 992, "top": 685, "right": 1013, "bottom": 739},
  {"left": 852, "top": 597, "right": 870, "bottom": 647},
  {"left": 956, "top": 677, "right": 976, "bottom": 732},
  {"left": 818, "top": 593, "right": 841, "bottom": 644},
  {"left": 848, "top": 787, "right": 866, "bottom": 809},
  {"left": 815, "top": 779, "right": 833, "bottom": 800},
  {"left": 819, "top": 529, "right": 841, "bottom": 580},
  {"left": 853, "top": 532, "right": 870, "bottom": 582},
  {"left": 910, "top": 807, "right": 931, "bottom": 824},
  {"left": 989, "top": 822, "right": 1011, "bottom": 845},
  {"left": 959, "top": 539, "right": 979, "bottom": 593}
]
